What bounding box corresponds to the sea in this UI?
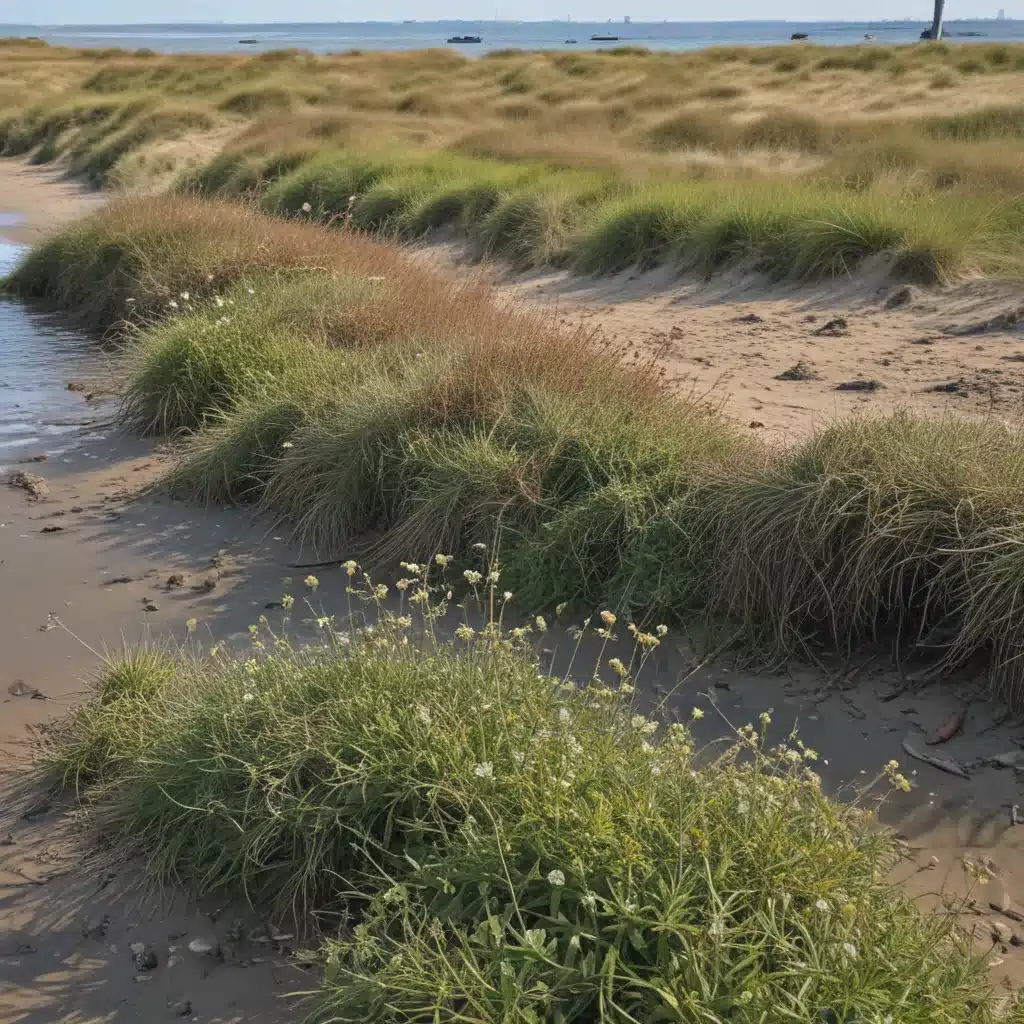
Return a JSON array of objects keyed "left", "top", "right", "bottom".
[{"left": 1, "top": 19, "right": 1023, "bottom": 55}]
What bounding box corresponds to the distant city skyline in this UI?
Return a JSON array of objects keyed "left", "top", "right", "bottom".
[{"left": 2, "top": 2, "right": 1019, "bottom": 27}]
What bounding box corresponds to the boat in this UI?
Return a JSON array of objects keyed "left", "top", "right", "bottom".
[
  {"left": 565, "top": 37, "right": 578, "bottom": 43},
  {"left": 447, "top": 35, "right": 482, "bottom": 43},
  {"left": 790, "top": 32, "right": 808, "bottom": 40},
  {"left": 238, "top": 38, "right": 260, "bottom": 44},
  {"left": 863, "top": 33, "right": 876, "bottom": 39},
  {"left": 590, "top": 34, "right": 619, "bottom": 41}
]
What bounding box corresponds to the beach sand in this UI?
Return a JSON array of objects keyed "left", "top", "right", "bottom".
[
  {"left": 425, "top": 243, "right": 1024, "bottom": 439},
  {"left": 3, "top": 160, "right": 1024, "bottom": 1020},
  {"left": 0, "top": 160, "right": 105, "bottom": 245}
]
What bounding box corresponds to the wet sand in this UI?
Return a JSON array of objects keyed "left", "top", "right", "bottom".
[
  {"left": 0, "top": 159, "right": 105, "bottom": 245},
  {"left": 2, "top": 159, "right": 1024, "bottom": 1018}
]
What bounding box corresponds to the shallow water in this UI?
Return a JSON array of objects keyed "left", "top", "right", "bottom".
[{"left": 0, "top": 232, "right": 113, "bottom": 468}]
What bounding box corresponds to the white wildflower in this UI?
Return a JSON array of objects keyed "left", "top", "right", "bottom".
[
  {"left": 301, "top": 202, "right": 312, "bottom": 212},
  {"left": 815, "top": 899, "right": 830, "bottom": 913},
  {"left": 547, "top": 869, "right": 565, "bottom": 887},
  {"left": 474, "top": 762, "right": 494, "bottom": 779}
]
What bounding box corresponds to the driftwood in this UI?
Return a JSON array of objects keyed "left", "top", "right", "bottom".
[{"left": 901, "top": 738, "right": 969, "bottom": 779}]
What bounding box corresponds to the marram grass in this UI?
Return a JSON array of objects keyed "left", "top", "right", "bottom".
[
  {"left": 10, "top": 196, "right": 1024, "bottom": 702},
  {"left": 36, "top": 576, "right": 1023, "bottom": 1023},
  {"left": 4, "top": 39, "right": 1024, "bottom": 281}
]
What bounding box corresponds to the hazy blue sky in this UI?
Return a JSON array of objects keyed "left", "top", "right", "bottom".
[{"left": 2, "top": 0, "right": 1014, "bottom": 26}]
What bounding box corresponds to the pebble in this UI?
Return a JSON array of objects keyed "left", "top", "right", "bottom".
[
  {"left": 132, "top": 944, "right": 159, "bottom": 971},
  {"left": 188, "top": 938, "right": 215, "bottom": 955}
]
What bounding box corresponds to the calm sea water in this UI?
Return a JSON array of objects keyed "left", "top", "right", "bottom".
[{"left": 2, "top": 19, "right": 1023, "bottom": 54}]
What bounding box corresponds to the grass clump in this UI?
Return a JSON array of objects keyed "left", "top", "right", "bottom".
[
  {"left": 1, "top": 39, "right": 1024, "bottom": 282},
  {"left": 17, "top": 198, "right": 1024, "bottom": 699},
  {"left": 38, "top": 586, "right": 1016, "bottom": 1022},
  {"left": 689, "top": 414, "right": 1024, "bottom": 701}
]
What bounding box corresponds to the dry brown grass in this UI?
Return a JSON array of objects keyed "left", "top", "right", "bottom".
[
  {"left": 6, "top": 193, "right": 668, "bottom": 406},
  {"left": 2, "top": 39, "right": 1023, "bottom": 190},
  {"left": 2, "top": 40, "right": 1023, "bottom": 283}
]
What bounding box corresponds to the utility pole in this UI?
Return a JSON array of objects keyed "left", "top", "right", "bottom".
[{"left": 923, "top": 0, "right": 945, "bottom": 39}]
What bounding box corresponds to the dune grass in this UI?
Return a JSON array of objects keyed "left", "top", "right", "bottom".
[
  {"left": 10, "top": 196, "right": 1024, "bottom": 705},
  {"left": 36, "top": 583, "right": 1022, "bottom": 1022},
  {"left": 2, "top": 39, "right": 1024, "bottom": 280}
]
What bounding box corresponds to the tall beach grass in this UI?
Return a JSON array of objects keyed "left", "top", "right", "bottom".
[
  {"left": 8, "top": 196, "right": 1024, "bottom": 703},
  {"left": 2, "top": 39, "right": 1024, "bottom": 281}
]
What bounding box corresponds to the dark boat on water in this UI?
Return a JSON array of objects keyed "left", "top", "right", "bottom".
[
  {"left": 447, "top": 35, "right": 482, "bottom": 43},
  {"left": 590, "top": 34, "right": 619, "bottom": 41},
  {"left": 238, "top": 38, "right": 260, "bottom": 44}
]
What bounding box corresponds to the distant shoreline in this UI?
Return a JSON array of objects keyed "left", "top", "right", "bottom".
[{"left": 3, "top": 17, "right": 1023, "bottom": 55}]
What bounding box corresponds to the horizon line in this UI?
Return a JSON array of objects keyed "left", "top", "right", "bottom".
[{"left": 4, "top": 16, "right": 1021, "bottom": 26}]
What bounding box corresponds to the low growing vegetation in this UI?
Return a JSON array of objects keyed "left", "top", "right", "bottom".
[
  {"left": 37, "top": 577, "right": 1021, "bottom": 1021},
  {"left": 2, "top": 38, "right": 1024, "bottom": 280}
]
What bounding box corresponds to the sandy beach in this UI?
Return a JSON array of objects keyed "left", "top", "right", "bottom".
[
  {"left": 4, "top": 159, "right": 1024, "bottom": 1019},
  {"left": 426, "top": 243, "right": 1024, "bottom": 439}
]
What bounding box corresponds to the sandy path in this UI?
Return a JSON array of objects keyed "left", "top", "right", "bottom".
[
  {"left": 0, "top": 160, "right": 105, "bottom": 245},
  {"left": 425, "top": 245, "right": 1024, "bottom": 439},
  {"left": 2, "top": 160, "right": 1024, "bottom": 1015}
]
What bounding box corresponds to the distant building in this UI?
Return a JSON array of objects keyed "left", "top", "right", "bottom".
[
  {"left": 624, "top": 15, "right": 631, "bottom": 22},
  {"left": 996, "top": 7, "right": 1006, "bottom": 17}
]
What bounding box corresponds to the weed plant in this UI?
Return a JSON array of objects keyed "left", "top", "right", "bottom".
[{"left": 37, "top": 569, "right": 1020, "bottom": 1022}]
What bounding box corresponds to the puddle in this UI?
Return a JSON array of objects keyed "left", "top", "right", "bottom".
[
  {"left": 0, "top": 212, "right": 25, "bottom": 229},
  {"left": 0, "top": 230, "right": 116, "bottom": 468},
  {"left": 0, "top": 238, "right": 23, "bottom": 276}
]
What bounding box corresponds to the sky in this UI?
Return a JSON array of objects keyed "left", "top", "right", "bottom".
[{"left": 1, "top": 0, "right": 1014, "bottom": 25}]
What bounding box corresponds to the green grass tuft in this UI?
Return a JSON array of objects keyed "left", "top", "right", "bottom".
[{"left": 37, "top": 606, "right": 1017, "bottom": 1022}]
